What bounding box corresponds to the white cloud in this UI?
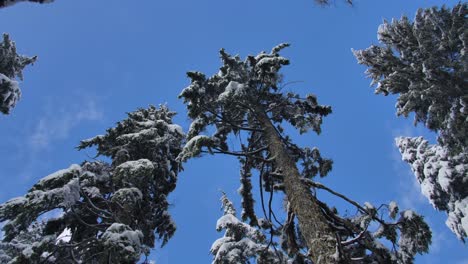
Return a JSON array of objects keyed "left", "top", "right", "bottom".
[
  {"left": 29, "top": 98, "right": 103, "bottom": 150},
  {"left": 0, "top": 96, "right": 105, "bottom": 184},
  {"left": 429, "top": 228, "right": 447, "bottom": 254}
]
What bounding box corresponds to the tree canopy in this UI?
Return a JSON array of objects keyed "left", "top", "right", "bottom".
[
  {"left": 0, "top": 105, "right": 183, "bottom": 263},
  {"left": 180, "top": 44, "right": 432, "bottom": 264},
  {"left": 354, "top": 2, "right": 467, "bottom": 241},
  {"left": 1, "top": 1, "right": 466, "bottom": 263}
]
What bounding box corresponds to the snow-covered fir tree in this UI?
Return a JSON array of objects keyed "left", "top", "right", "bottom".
[
  {"left": 0, "top": 0, "right": 53, "bottom": 8},
  {"left": 354, "top": 3, "right": 467, "bottom": 241},
  {"left": 211, "top": 194, "right": 288, "bottom": 264},
  {"left": 0, "top": 34, "right": 36, "bottom": 115},
  {"left": 397, "top": 137, "right": 467, "bottom": 241},
  {"left": 0, "top": 105, "right": 183, "bottom": 263},
  {"left": 179, "top": 44, "right": 432, "bottom": 263}
]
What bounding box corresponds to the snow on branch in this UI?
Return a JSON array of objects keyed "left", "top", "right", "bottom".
[
  {"left": 0, "top": 0, "right": 54, "bottom": 8},
  {"left": 0, "top": 34, "right": 36, "bottom": 115},
  {"left": 0, "top": 106, "right": 184, "bottom": 262}
]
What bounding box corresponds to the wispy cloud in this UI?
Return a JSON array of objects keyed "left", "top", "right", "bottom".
[
  {"left": 429, "top": 227, "right": 448, "bottom": 254},
  {"left": 29, "top": 98, "right": 103, "bottom": 150},
  {"left": 1, "top": 96, "right": 106, "bottom": 186}
]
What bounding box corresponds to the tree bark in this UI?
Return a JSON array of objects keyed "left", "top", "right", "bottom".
[{"left": 254, "top": 105, "right": 337, "bottom": 264}]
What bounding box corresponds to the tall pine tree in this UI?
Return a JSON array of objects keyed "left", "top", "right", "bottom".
[
  {"left": 179, "top": 44, "right": 432, "bottom": 263},
  {"left": 354, "top": 3, "right": 467, "bottom": 241}
]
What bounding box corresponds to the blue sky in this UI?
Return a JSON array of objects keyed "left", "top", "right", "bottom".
[{"left": 0, "top": 0, "right": 466, "bottom": 263}]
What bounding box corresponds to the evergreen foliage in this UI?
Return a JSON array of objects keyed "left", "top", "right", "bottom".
[
  {"left": 0, "top": 0, "right": 350, "bottom": 9},
  {"left": 0, "top": 105, "right": 183, "bottom": 263},
  {"left": 180, "top": 44, "right": 432, "bottom": 263},
  {"left": 397, "top": 137, "right": 467, "bottom": 241},
  {"left": 0, "top": 0, "right": 53, "bottom": 8},
  {"left": 354, "top": 3, "right": 467, "bottom": 240},
  {"left": 354, "top": 3, "right": 467, "bottom": 154},
  {"left": 0, "top": 34, "right": 36, "bottom": 115},
  {"left": 211, "top": 194, "right": 287, "bottom": 264}
]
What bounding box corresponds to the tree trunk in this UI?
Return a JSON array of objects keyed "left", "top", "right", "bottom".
[{"left": 255, "top": 105, "right": 337, "bottom": 264}]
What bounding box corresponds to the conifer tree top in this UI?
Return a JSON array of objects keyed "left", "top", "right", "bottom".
[
  {"left": 0, "top": 105, "right": 183, "bottom": 263},
  {"left": 0, "top": 34, "right": 36, "bottom": 115},
  {"left": 354, "top": 3, "right": 467, "bottom": 154},
  {"left": 180, "top": 44, "right": 432, "bottom": 264}
]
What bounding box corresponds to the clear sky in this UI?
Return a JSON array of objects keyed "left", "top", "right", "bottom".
[{"left": 0, "top": 0, "right": 466, "bottom": 263}]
